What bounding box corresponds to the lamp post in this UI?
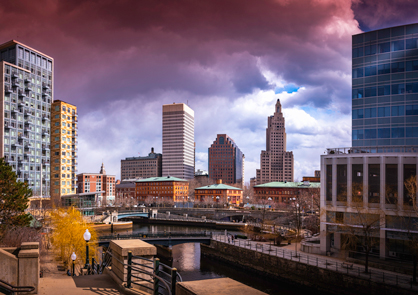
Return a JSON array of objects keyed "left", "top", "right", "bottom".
[
  {"left": 216, "top": 196, "right": 219, "bottom": 209},
  {"left": 83, "top": 229, "right": 91, "bottom": 270},
  {"left": 71, "top": 252, "right": 76, "bottom": 276},
  {"left": 295, "top": 203, "right": 300, "bottom": 257}
]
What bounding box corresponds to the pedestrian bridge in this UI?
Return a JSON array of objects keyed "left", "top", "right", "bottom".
[
  {"left": 98, "top": 231, "right": 212, "bottom": 247},
  {"left": 117, "top": 211, "right": 149, "bottom": 219}
]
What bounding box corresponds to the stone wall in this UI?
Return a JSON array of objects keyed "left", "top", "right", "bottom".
[
  {"left": 202, "top": 240, "right": 415, "bottom": 295},
  {"left": 0, "top": 242, "right": 39, "bottom": 294}
]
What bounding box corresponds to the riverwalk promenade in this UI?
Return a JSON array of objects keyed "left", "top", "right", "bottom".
[
  {"left": 212, "top": 234, "right": 418, "bottom": 292},
  {"left": 38, "top": 251, "right": 122, "bottom": 295}
]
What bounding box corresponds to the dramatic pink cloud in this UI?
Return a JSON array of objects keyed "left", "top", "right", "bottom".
[{"left": 0, "top": 0, "right": 415, "bottom": 181}]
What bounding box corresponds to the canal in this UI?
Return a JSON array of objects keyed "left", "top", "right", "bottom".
[{"left": 114, "top": 224, "right": 327, "bottom": 295}]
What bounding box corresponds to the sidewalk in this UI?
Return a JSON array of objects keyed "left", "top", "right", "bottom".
[
  {"left": 213, "top": 235, "right": 418, "bottom": 292},
  {"left": 39, "top": 251, "right": 122, "bottom": 295}
]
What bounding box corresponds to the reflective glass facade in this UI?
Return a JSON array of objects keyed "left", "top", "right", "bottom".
[{"left": 352, "top": 24, "right": 418, "bottom": 147}]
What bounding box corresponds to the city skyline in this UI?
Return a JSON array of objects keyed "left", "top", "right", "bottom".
[{"left": 1, "top": 1, "right": 417, "bottom": 182}]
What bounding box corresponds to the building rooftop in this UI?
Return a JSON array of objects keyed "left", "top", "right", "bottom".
[
  {"left": 195, "top": 183, "right": 243, "bottom": 191},
  {"left": 254, "top": 181, "right": 320, "bottom": 189},
  {"left": 325, "top": 146, "right": 418, "bottom": 155},
  {"left": 135, "top": 176, "right": 188, "bottom": 183}
]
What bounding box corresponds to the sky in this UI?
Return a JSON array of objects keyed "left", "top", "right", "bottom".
[{"left": 1, "top": 0, "right": 417, "bottom": 183}]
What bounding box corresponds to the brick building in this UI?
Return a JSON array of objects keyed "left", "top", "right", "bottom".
[
  {"left": 120, "top": 147, "right": 162, "bottom": 180},
  {"left": 135, "top": 176, "right": 189, "bottom": 203},
  {"left": 254, "top": 181, "right": 320, "bottom": 205},
  {"left": 195, "top": 179, "right": 243, "bottom": 206},
  {"left": 208, "top": 134, "right": 244, "bottom": 187},
  {"left": 76, "top": 163, "right": 115, "bottom": 206}
]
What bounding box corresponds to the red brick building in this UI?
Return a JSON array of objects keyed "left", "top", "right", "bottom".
[
  {"left": 195, "top": 179, "right": 243, "bottom": 205},
  {"left": 135, "top": 176, "right": 189, "bottom": 203},
  {"left": 208, "top": 134, "right": 244, "bottom": 187},
  {"left": 254, "top": 181, "right": 320, "bottom": 205},
  {"left": 77, "top": 163, "right": 115, "bottom": 206}
]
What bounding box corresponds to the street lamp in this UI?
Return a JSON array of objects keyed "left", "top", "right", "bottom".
[
  {"left": 295, "top": 203, "right": 300, "bottom": 257},
  {"left": 83, "top": 229, "right": 91, "bottom": 270},
  {"left": 71, "top": 252, "right": 76, "bottom": 276},
  {"left": 216, "top": 196, "right": 219, "bottom": 209}
]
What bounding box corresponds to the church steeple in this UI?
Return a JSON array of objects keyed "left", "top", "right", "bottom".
[{"left": 100, "top": 162, "right": 106, "bottom": 175}]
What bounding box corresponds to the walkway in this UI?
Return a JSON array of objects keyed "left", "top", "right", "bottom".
[
  {"left": 212, "top": 235, "right": 418, "bottom": 292},
  {"left": 39, "top": 251, "right": 122, "bottom": 295}
]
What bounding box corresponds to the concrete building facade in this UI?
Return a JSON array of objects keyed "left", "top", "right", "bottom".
[
  {"left": 0, "top": 40, "right": 53, "bottom": 197},
  {"left": 50, "top": 100, "right": 77, "bottom": 205},
  {"left": 256, "top": 99, "right": 294, "bottom": 184},
  {"left": 162, "top": 103, "right": 194, "bottom": 180},
  {"left": 320, "top": 147, "right": 418, "bottom": 260},
  {"left": 208, "top": 134, "right": 244, "bottom": 187},
  {"left": 121, "top": 147, "right": 162, "bottom": 180},
  {"left": 76, "top": 163, "right": 115, "bottom": 206}
]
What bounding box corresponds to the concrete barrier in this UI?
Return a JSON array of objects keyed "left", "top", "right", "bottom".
[
  {"left": 0, "top": 242, "right": 39, "bottom": 294},
  {"left": 176, "top": 278, "right": 267, "bottom": 295}
]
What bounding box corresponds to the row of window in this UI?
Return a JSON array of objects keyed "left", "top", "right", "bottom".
[
  {"left": 353, "top": 60, "right": 418, "bottom": 78},
  {"left": 352, "top": 104, "right": 418, "bottom": 119},
  {"left": 352, "top": 127, "right": 418, "bottom": 139},
  {"left": 352, "top": 38, "right": 418, "bottom": 58},
  {"left": 353, "top": 83, "right": 418, "bottom": 98}
]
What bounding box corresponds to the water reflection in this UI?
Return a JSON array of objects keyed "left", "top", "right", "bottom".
[{"left": 172, "top": 243, "right": 200, "bottom": 271}]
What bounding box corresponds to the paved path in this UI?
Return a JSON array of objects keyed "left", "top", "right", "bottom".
[
  {"left": 213, "top": 235, "right": 418, "bottom": 292},
  {"left": 39, "top": 251, "right": 122, "bottom": 295}
]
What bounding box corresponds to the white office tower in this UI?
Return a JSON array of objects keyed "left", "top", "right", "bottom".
[{"left": 162, "top": 103, "right": 195, "bottom": 179}]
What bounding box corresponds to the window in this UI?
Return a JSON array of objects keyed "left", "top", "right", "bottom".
[
  {"left": 406, "top": 60, "right": 418, "bottom": 71},
  {"left": 406, "top": 105, "right": 418, "bottom": 115},
  {"left": 406, "top": 82, "right": 418, "bottom": 93},
  {"left": 378, "top": 106, "right": 390, "bottom": 117},
  {"left": 378, "top": 63, "right": 390, "bottom": 75},
  {"left": 392, "top": 83, "right": 405, "bottom": 95},
  {"left": 365, "top": 87, "right": 377, "bottom": 97},
  {"left": 406, "top": 38, "right": 418, "bottom": 49},
  {"left": 364, "top": 108, "right": 376, "bottom": 118},
  {"left": 353, "top": 68, "right": 363, "bottom": 78},
  {"left": 391, "top": 40, "right": 404, "bottom": 51},
  {"left": 352, "top": 47, "right": 364, "bottom": 58},
  {"left": 391, "top": 105, "right": 404, "bottom": 116},
  {"left": 391, "top": 62, "right": 405, "bottom": 73},
  {"left": 406, "top": 127, "right": 418, "bottom": 138},
  {"left": 378, "top": 85, "right": 390, "bottom": 96},
  {"left": 392, "top": 127, "right": 404, "bottom": 138},
  {"left": 365, "top": 44, "right": 377, "bottom": 55},
  {"left": 365, "top": 65, "right": 377, "bottom": 77},
  {"left": 364, "top": 129, "right": 376, "bottom": 139},
  {"left": 378, "top": 42, "right": 390, "bottom": 53}
]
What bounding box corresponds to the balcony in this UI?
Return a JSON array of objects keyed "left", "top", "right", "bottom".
[
  {"left": 42, "top": 159, "right": 50, "bottom": 165},
  {"left": 42, "top": 83, "right": 50, "bottom": 90},
  {"left": 42, "top": 129, "right": 49, "bottom": 136},
  {"left": 72, "top": 117, "right": 78, "bottom": 123},
  {"left": 4, "top": 121, "right": 12, "bottom": 129},
  {"left": 11, "top": 73, "right": 18, "bottom": 78},
  {"left": 25, "top": 120, "right": 34, "bottom": 126},
  {"left": 11, "top": 109, "right": 19, "bottom": 114},
  {"left": 12, "top": 142, "right": 22, "bottom": 148},
  {"left": 24, "top": 111, "right": 33, "bottom": 117},
  {"left": 326, "top": 146, "right": 418, "bottom": 155},
  {"left": 12, "top": 80, "right": 20, "bottom": 87},
  {"left": 42, "top": 144, "right": 50, "bottom": 151},
  {"left": 18, "top": 91, "right": 26, "bottom": 98},
  {"left": 24, "top": 78, "right": 31, "bottom": 83},
  {"left": 18, "top": 101, "right": 25, "bottom": 108},
  {"left": 42, "top": 115, "right": 50, "bottom": 122},
  {"left": 42, "top": 92, "right": 50, "bottom": 98},
  {"left": 25, "top": 86, "right": 33, "bottom": 92},
  {"left": 5, "top": 86, "right": 12, "bottom": 94}
]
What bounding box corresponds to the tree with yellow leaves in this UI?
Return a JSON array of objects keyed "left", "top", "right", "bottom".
[{"left": 50, "top": 207, "right": 98, "bottom": 270}]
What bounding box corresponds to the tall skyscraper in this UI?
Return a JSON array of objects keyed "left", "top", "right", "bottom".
[
  {"left": 208, "top": 134, "right": 244, "bottom": 187},
  {"left": 0, "top": 40, "right": 53, "bottom": 196},
  {"left": 50, "top": 100, "right": 78, "bottom": 205},
  {"left": 256, "top": 99, "right": 293, "bottom": 185},
  {"left": 352, "top": 23, "right": 418, "bottom": 148},
  {"left": 162, "top": 103, "right": 194, "bottom": 179}
]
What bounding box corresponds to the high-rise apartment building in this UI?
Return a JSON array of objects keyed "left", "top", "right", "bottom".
[
  {"left": 352, "top": 23, "right": 418, "bottom": 148},
  {"left": 256, "top": 99, "right": 294, "bottom": 184},
  {"left": 50, "top": 100, "right": 77, "bottom": 205},
  {"left": 121, "top": 147, "right": 162, "bottom": 180},
  {"left": 0, "top": 40, "right": 53, "bottom": 196},
  {"left": 162, "top": 103, "right": 194, "bottom": 179},
  {"left": 208, "top": 134, "right": 244, "bottom": 187}
]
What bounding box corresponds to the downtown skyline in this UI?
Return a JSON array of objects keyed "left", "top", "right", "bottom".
[{"left": 1, "top": 0, "right": 417, "bottom": 182}]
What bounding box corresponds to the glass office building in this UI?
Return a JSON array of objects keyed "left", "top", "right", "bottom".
[{"left": 352, "top": 23, "right": 418, "bottom": 147}]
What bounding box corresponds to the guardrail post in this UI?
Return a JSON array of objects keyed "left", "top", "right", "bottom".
[
  {"left": 127, "top": 251, "right": 132, "bottom": 288},
  {"left": 171, "top": 268, "right": 177, "bottom": 295},
  {"left": 92, "top": 258, "right": 96, "bottom": 274},
  {"left": 154, "top": 258, "right": 160, "bottom": 295}
]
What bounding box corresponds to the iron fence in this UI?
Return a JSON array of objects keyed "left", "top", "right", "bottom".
[{"left": 213, "top": 235, "right": 418, "bottom": 291}]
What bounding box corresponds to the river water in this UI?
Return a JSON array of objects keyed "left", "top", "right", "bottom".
[{"left": 121, "top": 224, "right": 325, "bottom": 295}]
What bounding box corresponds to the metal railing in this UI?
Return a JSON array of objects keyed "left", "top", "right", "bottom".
[
  {"left": 102, "top": 248, "right": 181, "bottom": 295},
  {"left": 326, "top": 146, "right": 418, "bottom": 155},
  {"left": 213, "top": 235, "right": 418, "bottom": 291},
  {"left": 99, "top": 231, "right": 212, "bottom": 241},
  {"left": 0, "top": 279, "right": 34, "bottom": 295}
]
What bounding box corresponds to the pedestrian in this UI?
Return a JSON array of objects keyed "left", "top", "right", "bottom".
[
  {"left": 228, "top": 236, "right": 231, "bottom": 243},
  {"left": 231, "top": 235, "right": 234, "bottom": 243}
]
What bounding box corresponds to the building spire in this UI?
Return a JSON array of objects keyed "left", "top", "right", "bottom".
[{"left": 100, "top": 162, "right": 106, "bottom": 175}]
